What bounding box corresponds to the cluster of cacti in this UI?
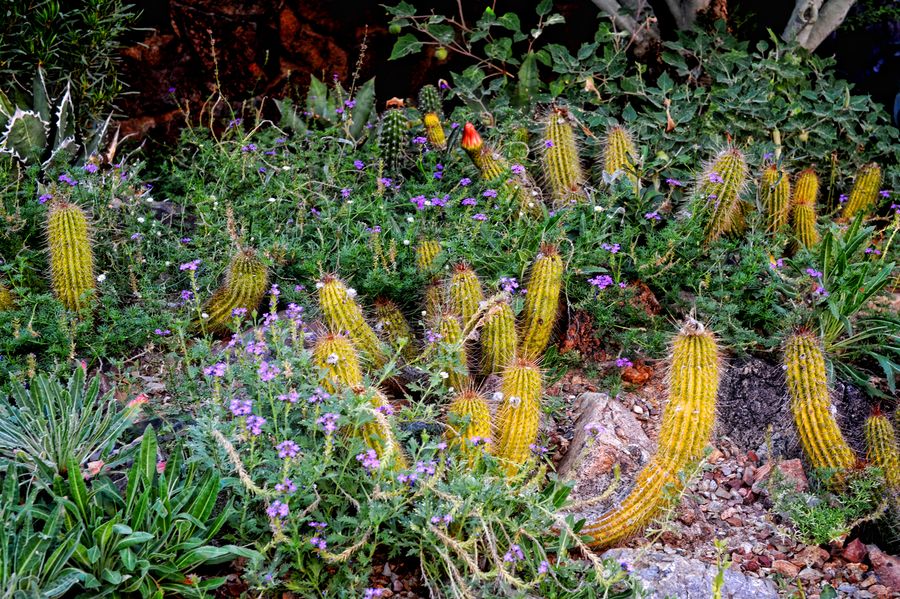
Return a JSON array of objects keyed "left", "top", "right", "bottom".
[
  {"left": 446, "top": 389, "right": 492, "bottom": 460},
  {"left": 460, "top": 122, "right": 541, "bottom": 214},
  {"left": 519, "top": 243, "right": 564, "bottom": 360},
  {"left": 447, "top": 263, "right": 484, "bottom": 327},
  {"left": 373, "top": 298, "right": 417, "bottom": 360},
  {"left": 843, "top": 163, "right": 883, "bottom": 219},
  {"left": 199, "top": 248, "right": 268, "bottom": 334},
  {"left": 698, "top": 147, "right": 749, "bottom": 241},
  {"left": 602, "top": 124, "right": 638, "bottom": 192},
  {"left": 584, "top": 318, "right": 720, "bottom": 548},
  {"left": 760, "top": 164, "right": 792, "bottom": 233},
  {"left": 865, "top": 412, "right": 900, "bottom": 492},
  {"left": 790, "top": 169, "right": 821, "bottom": 249},
  {"left": 47, "top": 200, "right": 96, "bottom": 311},
  {"left": 480, "top": 301, "right": 517, "bottom": 375},
  {"left": 541, "top": 108, "right": 586, "bottom": 205},
  {"left": 418, "top": 85, "right": 446, "bottom": 150},
  {"left": 318, "top": 275, "right": 388, "bottom": 367},
  {"left": 784, "top": 330, "right": 856, "bottom": 475},
  {"left": 379, "top": 99, "right": 407, "bottom": 172}
]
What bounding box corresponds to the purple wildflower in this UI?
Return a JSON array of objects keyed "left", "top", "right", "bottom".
[
  {"left": 83, "top": 163, "right": 99, "bottom": 174},
  {"left": 276, "top": 440, "right": 300, "bottom": 459},
  {"left": 38, "top": 193, "right": 52, "bottom": 204},
  {"left": 459, "top": 177, "right": 472, "bottom": 186},
  {"left": 275, "top": 478, "right": 297, "bottom": 493},
  {"left": 472, "top": 213, "right": 487, "bottom": 221},
  {"left": 616, "top": 357, "right": 633, "bottom": 368},
  {"left": 230, "top": 399, "right": 253, "bottom": 416},
  {"left": 503, "top": 544, "right": 525, "bottom": 563},
  {"left": 461, "top": 197, "right": 476, "bottom": 206},
  {"left": 588, "top": 274, "right": 613, "bottom": 290},
  {"left": 665, "top": 178, "right": 684, "bottom": 187},
  {"left": 317, "top": 412, "right": 339, "bottom": 434},
  {"left": 257, "top": 361, "right": 280, "bottom": 382},
  {"left": 354, "top": 160, "right": 365, "bottom": 170},
  {"left": 266, "top": 501, "right": 289, "bottom": 519},
  {"left": 356, "top": 449, "right": 381, "bottom": 473},
  {"left": 154, "top": 328, "right": 171, "bottom": 336},
  {"left": 483, "top": 189, "right": 498, "bottom": 198},
  {"left": 246, "top": 415, "right": 266, "bottom": 436},
  {"left": 203, "top": 362, "right": 227, "bottom": 377},
  {"left": 180, "top": 259, "right": 201, "bottom": 272}
]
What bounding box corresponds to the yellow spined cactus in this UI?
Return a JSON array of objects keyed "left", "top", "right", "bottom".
[
  {"left": 312, "top": 332, "right": 363, "bottom": 394},
  {"left": 494, "top": 357, "right": 542, "bottom": 474},
  {"left": 603, "top": 124, "right": 638, "bottom": 191},
  {"left": 447, "top": 263, "right": 484, "bottom": 327},
  {"left": 864, "top": 412, "right": 900, "bottom": 492},
  {"left": 423, "top": 113, "right": 447, "bottom": 150},
  {"left": 423, "top": 276, "right": 444, "bottom": 320},
  {"left": 432, "top": 311, "right": 469, "bottom": 392},
  {"left": 373, "top": 297, "right": 416, "bottom": 360},
  {"left": 416, "top": 239, "right": 442, "bottom": 273},
  {"left": 519, "top": 243, "right": 563, "bottom": 360},
  {"left": 699, "top": 147, "right": 749, "bottom": 242},
  {"left": 541, "top": 107, "right": 585, "bottom": 206},
  {"left": 792, "top": 169, "right": 821, "bottom": 249},
  {"left": 0, "top": 283, "right": 14, "bottom": 311},
  {"left": 785, "top": 330, "right": 856, "bottom": 475},
  {"left": 760, "top": 165, "right": 792, "bottom": 233},
  {"left": 480, "top": 300, "right": 517, "bottom": 375},
  {"left": 318, "top": 275, "right": 387, "bottom": 367},
  {"left": 585, "top": 318, "right": 720, "bottom": 548},
  {"left": 200, "top": 248, "right": 269, "bottom": 334},
  {"left": 47, "top": 200, "right": 95, "bottom": 311},
  {"left": 446, "top": 389, "right": 492, "bottom": 462},
  {"left": 843, "top": 163, "right": 882, "bottom": 219},
  {"left": 352, "top": 385, "right": 407, "bottom": 470}
]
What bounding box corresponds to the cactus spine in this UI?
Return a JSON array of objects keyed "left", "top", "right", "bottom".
[
  {"left": 373, "top": 297, "right": 416, "bottom": 360},
  {"left": 418, "top": 84, "right": 442, "bottom": 115},
  {"left": 603, "top": 124, "right": 638, "bottom": 191},
  {"left": 313, "top": 332, "right": 363, "bottom": 393},
  {"left": 791, "top": 169, "right": 820, "bottom": 249},
  {"left": 494, "top": 358, "right": 542, "bottom": 474},
  {"left": 433, "top": 311, "right": 469, "bottom": 391},
  {"left": 47, "top": 201, "right": 95, "bottom": 311},
  {"left": 865, "top": 412, "right": 900, "bottom": 491},
  {"left": 542, "top": 108, "right": 585, "bottom": 205},
  {"left": 318, "top": 275, "right": 387, "bottom": 366},
  {"left": 447, "top": 263, "right": 484, "bottom": 327},
  {"left": 760, "top": 165, "right": 792, "bottom": 232},
  {"left": 352, "top": 385, "right": 407, "bottom": 469},
  {"left": 200, "top": 248, "right": 268, "bottom": 333},
  {"left": 519, "top": 243, "right": 563, "bottom": 360},
  {"left": 446, "top": 389, "right": 492, "bottom": 461},
  {"left": 585, "top": 318, "right": 720, "bottom": 548},
  {"left": 699, "top": 148, "right": 749, "bottom": 241},
  {"left": 416, "top": 239, "right": 442, "bottom": 273},
  {"left": 0, "top": 283, "right": 13, "bottom": 311},
  {"left": 379, "top": 100, "right": 407, "bottom": 172},
  {"left": 423, "top": 113, "right": 446, "bottom": 151},
  {"left": 785, "top": 331, "right": 855, "bottom": 474},
  {"left": 481, "top": 300, "right": 517, "bottom": 374},
  {"left": 843, "top": 163, "right": 882, "bottom": 219}
]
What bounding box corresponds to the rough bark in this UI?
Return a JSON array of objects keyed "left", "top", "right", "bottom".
[
  {"left": 782, "top": 0, "right": 857, "bottom": 52},
  {"left": 663, "top": 0, "right": 712, "bottom": 30}
]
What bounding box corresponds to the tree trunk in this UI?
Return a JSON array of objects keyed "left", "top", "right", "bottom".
[
  {"left": 663, "top": 0, "right": 712, "bottom": 30},
  {"left": 782, "top": 0, "right": 857, "bottom": 52}
]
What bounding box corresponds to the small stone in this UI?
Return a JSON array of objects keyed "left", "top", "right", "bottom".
[
  {"left": 752, "top": 459, "right": 808, "bottom": 494},
  {"left": 393, "top": 580, "right": 403, "bottom": 592},
  {"left": 744, "top": 558, "right": 760, "bottom": 572},
  {"left": 867, "top": 545, "right": 900, "bottom": 591},
  {"left": 795, "top": 545, "right": 830, "bottom": 568},
  {"left": 798, "top": 567, "right": 822, "bottom": 582},
  {"left": 708, "top": 448, "right": 724, "bottom": 463},
  {"left": 772, "top": 560, "right": 801, "bottom": 577},
  {"left": 758, "top": 555, "right": 773, "bottom": 568},
  {"left": 844, "top": 538, "right": 868, "bottom": 563},
  {"left": 725, "top": 516, "right": 743, "bottom": 526},
  {"left": 633, "top": 404, "right": 643, "bottom": 414},
  {"left": 715, "top": 487, "right": 732, "bottom": 499},
  {"left": 846, "top": 562, "right": 869, "bottom": 583},
  {"left": 869, "top": 584, "right": 892, "bottom": 598}
]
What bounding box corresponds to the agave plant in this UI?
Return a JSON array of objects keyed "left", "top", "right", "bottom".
[
  {"left": 0, "top": 67, "right": 110, "bottom": 170},
  {"left": 274, "top": 75, "right": 376, "bottom": 142},
  {"left": 0, "top": 367, "right": 140, "bottom": 479}
]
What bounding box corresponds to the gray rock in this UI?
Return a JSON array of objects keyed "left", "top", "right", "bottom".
[{"left": 603, "top": 549, "right": 778, "bottom": 599}]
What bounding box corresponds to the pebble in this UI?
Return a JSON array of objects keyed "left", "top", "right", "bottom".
[{"left": 633, "top": 404, "right": 643, "bottom": 414}]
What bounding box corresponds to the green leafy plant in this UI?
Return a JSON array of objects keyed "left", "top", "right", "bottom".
[
  {"left": 58, "top": 426, "right": 261, "bottom": 597},
  {"left": 0, "top": 367, "right": 140, "bottom": 479}
]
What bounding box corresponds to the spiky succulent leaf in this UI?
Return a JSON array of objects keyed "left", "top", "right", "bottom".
[{"left": 2, "top": 108, "right": 49, "bottom": 164}]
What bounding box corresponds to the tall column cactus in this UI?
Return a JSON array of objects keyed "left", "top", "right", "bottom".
[
  {"left": 47, "top": 200, "right": 95, "bottom": 311},
  {"left": 460, "top": 122, "right": 506, "bottom": 181},
  {"left": 416, "top": 239, "right": 442, "bottom": 273},
  {"left": 379, "top": 98, "right": 407, "bottom": 173},
  {"left": 373, "top": 297, "right": 416, "bottom": 360},
  {"left": 602, "top": 124, "right": 638, "bottom": 192},
  {"left": 864, "top": 411, "right": 900, "bottom": 492},
  {"left": 481, "top": 300, "right": 517, "bottom": 374},
  {"left": 446, "top": 389, "right": 492, "bottom": 462},
  {"left": 699, "top": 147, "right": 749, "bottom": 242},
  {"left": 0, "top": 283, "right": 14, "bottom": 311},
  {"left": 318, "top": 275, "right": 387, "bottom": 367},
  {"left": 313, "top": 332, "right": 363, "bottom": 393},
  {"left": 541, "top": 107, "right": 585, "bottom": 205},
  {"left": 200, "top": 248, "right": 268, "bottom": 334},
  {"left": 494, "top": 357, "right": 542, "bottom": 474},
  {"left": 843, "top": 163, "right": 882, "bottom": 219},
  {"left": 423, "top": 276, "right": 445, "bottom": 321},
  {"left": 585, "top": 318, "right": 720, "bottom": 548},
  {"left": 447, "top": 263, "right": 484, "bottom": 327},
  {"left": 431, "top": 311, "right": 470, "bottom": 391},
  {"left": 760, "top": 165, "right": 792, "bottom": 233},
  {"left": 418, "top": 85, "right": 446, "bottom": 150},
  {"left": 785, "top": 330, "right": 856, "bottom": 475},
  {"left": 791, "top": 169, "right": 821, "bottom": 249},
  {"left": 519, "top": 243, "right": 563, "bottom": 360}
]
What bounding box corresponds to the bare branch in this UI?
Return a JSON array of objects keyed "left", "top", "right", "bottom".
[{"left": 783, "top": 0, "right": 857, "bottom": 52}]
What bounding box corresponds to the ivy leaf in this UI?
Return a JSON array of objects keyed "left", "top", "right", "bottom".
[{"left": 389, "top": 34, "right": 424, "bottom": 60}]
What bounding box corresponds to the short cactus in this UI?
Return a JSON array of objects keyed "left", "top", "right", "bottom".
[
  {"left": 843, "top": 163, "right": 882, "bottom": 219},
  {"left": 519, "top": 243, "right": 563, "bottom": 360},
  {"left": 865, "top": 412, "right": 900, "bottom": 492},
  {"left": 47, "top": 200, "right": 95, "bottom": 311},
  {"left": 602, "top": 124, "right": 638, "bottom": 191},
  {"left": 200, "top": 248, "right": 268, "bottom": 334},
  {"left": 494, "top": 358, "right": 542, "bottom": 474},
  {"left": 460, "top": 122, "right": 505, "bottom": 181},
  {"left": 352, "top": 385, "right": 407, "bottom": 469},
  {"left": 433, "top": 311, "right": 469, "bottom": 391},
  {"left": 585, "top": 318, "right": 720, "bottom": 547},
  {"left": 541, "top": 107, "right": 585, "bottom": 205},
  {"left": 318, "top": 275, "right": 387, "bottom": 366},
  {"left": 418, "top": 84, "right": 442, "bottom": 115},
  {"left": 760, "top": 165, "right": 791, "bottom": 233},
  {"left": 447, "top": 263, "right": 484, "bottom": 327},
  {"left": 785, "top": 330, "right": 856, "bottom": 475},
  {"left": 373, "top": 297, "right": 416, "bottom": 360},
  {"left": 791, "top": 169, "right": 820, "bottom": 249},
  {"left": 423, "top": 113, "right": 446, "bottom": 150},
  {"left": 0, "top": 283, "right": 13, "bottom": 311},
  {"left": 480, "top": 300, "right": 517, "bottom": 374},
  {"left": 416, "top": 239, "right": 442, "bottom": 273},
  {"left": 379, "top": 100, "right": 407, "bottom": 173},
  {"left": 699, "top": 147, "right": 749, "bottom": 241},
  {"left": 446, "top": 389, "right": 492, "bottom": 461},
  {"left": 313, "top": 332, "right": 363, "bottom": 393}
]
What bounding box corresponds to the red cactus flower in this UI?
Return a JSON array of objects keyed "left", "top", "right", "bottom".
[{"left": 461, "top": 122, "right": 483, "bottom": 151}]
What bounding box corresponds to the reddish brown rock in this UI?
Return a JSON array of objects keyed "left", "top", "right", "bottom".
[
  {"left": 868, "top": 545, "right": 900, "bottom": 592},
  {"left": 772, "top": 560, "right": 800, "bottom": 577},
  {"left": 752, "top": 459, "right": 808, "bottom": 494},
  {"left": 843, "top": 538, "right": 868, "bottom": 563}
]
